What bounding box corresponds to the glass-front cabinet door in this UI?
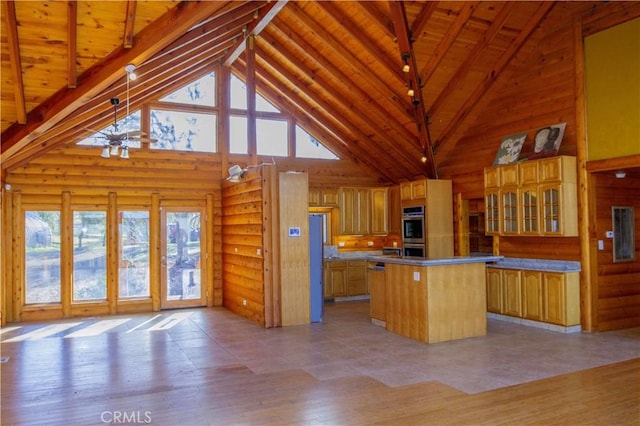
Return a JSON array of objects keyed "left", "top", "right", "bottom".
[
  {"left": 501, "top": 189, "right": 518, "bottom": 235},
  {"left": 485, "top": 192, "right": 500, "bottom": 235},
  {"left": 542, "top": 186, "right": 561, "bottom": 234},
  {"left": 161, "top": 208, "right": 206, "bottom": 309},
  {"left": 521, "top": 187, "right": 539, "bottom": 235}
]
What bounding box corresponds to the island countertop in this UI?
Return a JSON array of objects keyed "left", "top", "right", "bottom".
[{"left": 366, "top": 255, "right": 503, "bottom": 266}]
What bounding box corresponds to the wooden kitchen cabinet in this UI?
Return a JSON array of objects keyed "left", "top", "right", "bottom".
[
  {"left": 487, "top": 267, "right": 580, "bottom": 326},
  {"left": 324, "top": 261, "right": 347, "bottom": 298},
  {"left": 324, "top": 260, "right": 367, "bottom": 298},
  {"left": 347, "top": 260, "right": 367, "bottom": 296},
  {"left": 544, "top": 272, "right": 580, "bottom": 326},
  {"left": 502, "top": 269, "right": 522, "bottom": 317},
  {"left": 399, "top": 180, "right": 427, "bottom": 201},
  {"left": 522, "top": 270, "right": 544, "bottom": 321},
  {"left": 339, "top": 187, "right": 370, "bottom": 235},
  {"left": 370, "top": 188, "right": 388, "bottom": 235},
  {"left": 309, "top": 188, "right": 339, "bottom": 207},
  {"left": 486, "top": 268, "right": 503, "bottom": 313},
  {"left": 483, "top": 156, "right": 577, "bottom": 237}
]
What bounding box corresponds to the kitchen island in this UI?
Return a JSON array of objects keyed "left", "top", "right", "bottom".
[{"left": 367, "top": 255, "right": 502, "bottom": 343}]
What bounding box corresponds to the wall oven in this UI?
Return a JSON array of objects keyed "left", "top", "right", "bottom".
[
  {"left": 403, "top": 244, "right": 425, "bottom": 258},
  {"left": 402, "top": 205, "right": 425, "bottom": 244}
]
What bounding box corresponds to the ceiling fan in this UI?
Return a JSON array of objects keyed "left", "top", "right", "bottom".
[{"left": 85, "top": 97, "right": 157, "bottom": 159}]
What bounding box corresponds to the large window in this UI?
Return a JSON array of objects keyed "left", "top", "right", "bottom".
[
  {"left": 119, "top": 211, "right": 150, "bottom": 298},
  {"left": 73, "top": 211, "right": 107, "bottom": 301},
  {"left": 257, "top": 118, "right": 288, "bottom": 156},
  {"left": 295, "top": 125, "right": 338, "bottom": 159},
  {"left": 25, "top": 211, "right": 61, "bottom": 304},
  {"left": 160, "top": 73, "right": 215, "bottom": 107},
  {"left": 150, "top": 109, "right": 217, "bottom": 152}
]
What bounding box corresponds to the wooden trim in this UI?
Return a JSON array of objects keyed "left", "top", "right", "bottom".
[
  {"left": 67, "top": 0, "right": 77, "bottom": 88},
  {"left": 246, "top": 35, "right": 258, "bottom": 166},
  {"left": 123, "top": 0, "right": 137, "bottom": 49},
  {"left": 586, "top": 155, "right": 640, "bottom": 173},
  {"left": 150, "top": 194, "right": 160, "bottom": 311},
  {"left": 574, "top": 16, "right": 595, "bottom": 332},
  {"left": 206, "top": 194, "right": 215, "bottom": 307},
  {"left": 11, "top": 191, "right": 22, "bottom": 321},
  {"left": 107, "top": 192, "right": 118, "bottom": 314},
  {"left": 61, "top": 192, "right": 72, "bottom": 317},
  {"left": 3, "top": 0, "right": 26, "bottom": 124},
  {"left": 2, "top": 188, "right": 14, "bottom": 323}
]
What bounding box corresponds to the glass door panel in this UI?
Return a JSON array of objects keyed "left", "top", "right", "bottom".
[
  {"left": 161, "top": 209, "right": 205, "bottom": 308},
  {"left": 119, "top": 211, "right": 150, "bottom": 299},
  {"left": 25, "top": 211, "right": 61, "bottom": 304},
  {"left": 73, "top": 211, "right": 107, "bottom": 301}
]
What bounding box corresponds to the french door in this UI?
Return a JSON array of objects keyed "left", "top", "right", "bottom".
[{"left": 160, "top": 208, "right": 206, "bottom": 309}]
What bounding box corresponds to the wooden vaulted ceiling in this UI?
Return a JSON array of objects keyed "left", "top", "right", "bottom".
[{"left": 0, "top": 1, "right": 627, "bottom": 183}]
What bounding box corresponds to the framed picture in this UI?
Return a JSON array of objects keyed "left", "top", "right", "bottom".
[
  {"left": 492, "top": 132, "right": 527, "bottom": 165},
  {"left": 528, "top": 122, "right": 566, "bottom": 159}
]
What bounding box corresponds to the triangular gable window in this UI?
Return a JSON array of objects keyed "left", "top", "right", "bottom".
[
  {"left": 160, "top": 72, "right": 215, "bottom": 106},
  {"left": 230, "top": 74, "right": 279, "bottom": 112},
  {"left": 295, "top": 125, "right": 339, "bottom": 159}
]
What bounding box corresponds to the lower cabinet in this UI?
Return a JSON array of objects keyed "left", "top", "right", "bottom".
[
  {"left": 367, "top": 265, "right": 385, "bottom": 321},
  {"left": 324, "top": 260, "right": 367, "bottom": 298},
  {"left": 486, "top": 268, "right": 580, "bottom": 326}
]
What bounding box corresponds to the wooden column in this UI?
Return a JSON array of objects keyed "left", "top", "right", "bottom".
[
  {"left": 246, "top": 35, "right": 257, "bottom": 166},
  {"left": 456, "top": 193, "right": 470, "bottom": 256},
  {"left": 574, "top": 17, "right": 595, "bottom": 332},
  {"left": 206, "top": 193, "right": 214, "bottom": 307},
  {"left": 217, "top": 64, "right": 230, "bottom": 177},
  {"left": 150, "top": 193, "right": 160, "bottom": 311},
  {"left": 107, "top": 192, "right": 118, "bottom": 314},
  {"left": 61, "top": 191, "right": 72, "bottom": 317},
  {"left": 11, "top": 191, "right": 22, "bottom": 321},
  {"left": 1, "top": 187, "right": 13, "bottom": 324}
]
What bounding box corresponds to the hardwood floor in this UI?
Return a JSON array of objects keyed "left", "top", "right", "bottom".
[{"left": 1, "top": 301, "right": 638, "bottom": 425}]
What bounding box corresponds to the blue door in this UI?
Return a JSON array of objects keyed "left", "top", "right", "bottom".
[{"left": 309, "top": 215, "right": 323, "bottom": 323}]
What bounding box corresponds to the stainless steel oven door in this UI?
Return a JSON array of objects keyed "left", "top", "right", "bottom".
[
  {"left": 402, "top": 216, "right": 425, "bottom": 244},
  {"left": 403, "top": 244, "right": 425, "bottom": 258}
]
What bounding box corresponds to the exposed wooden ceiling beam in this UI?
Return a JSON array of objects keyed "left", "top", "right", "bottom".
[
  {"left": 223, "top": 0, "right": 288, "bottom": 66},
  {"left": 3, "top": 0, "right": 27, "bottom": 124},
  {"left": 419, "top": 2, "right": 479, "bottom": 87},
  {"left": 357, "top": 2, "right": 395, "bottom": 40},
  {"left": 410, "top": 2, "right": 439, "bottom": 42},
  {"left": 67, "top": 1, "right": 77, "bottom": 88},
  {"left": 389, "top": 0, "right": 438, "bottom": 179},
  {"left": 123, "top": 0, "right": 137, "bottom": 49},
  {"left": 433, "top": 1, "right": 556, "bottom": 154},
  {"left": 1, "top": 0, "right": 229, "bottom": 161},
  {"left": 426, "top": 3, "right": 514, "bottom": 125},
  {"left": 286, "top": 3, "right": 413, "bottom": 118},
  {"left": 259, "top": 29, "right": 424, "bottom": 178},
  {"left": 318, "top": 2, "right": 403, "bottom": 87},
  {"left": 267, "top": 21, "right": 415, "bottom": 146}
]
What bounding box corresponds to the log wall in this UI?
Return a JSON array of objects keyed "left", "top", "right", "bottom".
[{"left": 592, "top": 174, "right": 640, "bottom": 331}]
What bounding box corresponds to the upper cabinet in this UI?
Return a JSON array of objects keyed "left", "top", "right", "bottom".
[
  {"left": 484, "top": 156, "right": 577, "bottom": 237},
  {"left": 309, "top": 188, "right": 339, "bottom": 207}
]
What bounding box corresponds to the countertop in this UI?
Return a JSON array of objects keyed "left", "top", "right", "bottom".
[
  {"left": 324, "top": 251, "right": 503, "bottom": 266},
  {"left": 487, "top": 257, "right": 581, "bottom": 272}
]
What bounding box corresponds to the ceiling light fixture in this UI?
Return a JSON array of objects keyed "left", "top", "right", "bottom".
[
  {"left": 125, "top": 64, "right": 137, "bottom": 81},
  {"left": 401, "top": 52, "right": 410, "bottom": 73},
  {"left": 407, "top": 81, "right": 415, "bottom": 97}
]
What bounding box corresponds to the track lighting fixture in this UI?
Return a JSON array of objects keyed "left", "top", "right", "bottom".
[{"left": 401, "top": 52, "right": 410, "bottom": 73}]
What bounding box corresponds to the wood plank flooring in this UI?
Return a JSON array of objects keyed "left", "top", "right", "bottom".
[{"left": 1, "top": 301, "right": 639, "bottom": 425}]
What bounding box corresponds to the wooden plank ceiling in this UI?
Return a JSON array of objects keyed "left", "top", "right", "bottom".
[{"left": 0, "top": 1, "right": 626, "bottom": 183}]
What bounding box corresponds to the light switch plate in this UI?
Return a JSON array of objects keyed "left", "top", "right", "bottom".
[
  {"left": 606, "top": 231, "right": 614, "bottom": 238},
  {"left": 598, "top": 240, "right": 604, "bottom": 250},
  {"left": 413, "top": 271, "right": 420, "bottom": 281}
]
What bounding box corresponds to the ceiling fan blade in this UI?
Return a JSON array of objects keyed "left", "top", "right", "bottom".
[
  {"left": 138, "top": 137, "right": 158, "bottom": 144},
  {"left": 83, "top": 127, "right": 110, "bottom": 137}
]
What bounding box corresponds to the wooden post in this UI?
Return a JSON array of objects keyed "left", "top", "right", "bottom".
[
  {"left": 107, "top": 192, "right": 118, "bottom": 314},
  {"left": 150, "top": 193, "right": 160, "bottom": 311},
  {"left": 206, "top": 193, "right": 214, "bottom": 307},
  {"left": 1, "top": 187, "right": 13, "bottom": 324},
  {"left": 574, "top": 17, "right": 595, "bottom": 332},
  {"left": 246, "top": 35, "right": 257, "bottom": 166},
  {"left": 11, "top": 191, "right": 22, "bottom": 321},
  {"left": 456, "top": 193, "right": 470, "bottom": 256},
  {"left": 218, "top": 64, "right": 230, "bottom": 178},
  {"left": 61, "top": 191, "right": 72, "bottom": 317}
]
